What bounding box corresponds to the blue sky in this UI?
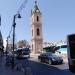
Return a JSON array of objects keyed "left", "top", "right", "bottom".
[{"left": 0, "top": 0, "right": 75, "bottom": 43}]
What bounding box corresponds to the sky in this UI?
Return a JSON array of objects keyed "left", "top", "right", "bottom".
[{"left": 0, "top": 0, "right": 75, "bottom": 44}]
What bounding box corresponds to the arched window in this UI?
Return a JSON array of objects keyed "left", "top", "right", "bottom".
[
  {"left": 32, "top": 44, "right": 33, "bottom": 50},
  {"left": 37, "top": 16, "right": 39, "bottom": 22},
  {"left": 32, "top": 29, "right": 33, "bottom": 36},
  {"left": 37, "top": 28, "right": 40, "bottom": 36}
]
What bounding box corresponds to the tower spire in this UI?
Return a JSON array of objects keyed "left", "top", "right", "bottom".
[
  {"left": 35, "top": 0, "right": 37, "bottom": 5},
  {"left": 31, "top": 1, "right": 41, "bottom": 15}
]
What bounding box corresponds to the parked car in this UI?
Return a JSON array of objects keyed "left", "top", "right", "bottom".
[{"left": 38, "top": 52, "right": 63, "bottom": 65}]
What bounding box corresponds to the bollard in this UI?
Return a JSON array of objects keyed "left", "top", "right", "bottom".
[{"left": 24, "top": 67, "right": 32, "bottom": 75}]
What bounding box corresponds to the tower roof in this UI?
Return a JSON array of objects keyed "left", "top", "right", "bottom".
[{"left": 31, "top": 1, "right": 41, "bottom": 15}]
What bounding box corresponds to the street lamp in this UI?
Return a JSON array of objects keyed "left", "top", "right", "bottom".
[{"left": 12, "top": 13, "right": 21, "bottom": 69}]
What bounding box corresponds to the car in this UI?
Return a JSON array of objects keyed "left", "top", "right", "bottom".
[{"left": 38, "top": 52, "right": 63, "bottom": 65}]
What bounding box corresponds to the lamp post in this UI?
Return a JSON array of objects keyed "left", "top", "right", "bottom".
[{"left": 12, "top": 13, "right": 21, "bottom": 69}]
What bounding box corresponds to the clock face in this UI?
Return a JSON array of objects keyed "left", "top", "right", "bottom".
[{"left": 36, "top": 10, "right": 39, "bottom": 12}]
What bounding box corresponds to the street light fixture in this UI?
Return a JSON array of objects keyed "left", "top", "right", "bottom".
[
  {"left": 12, "top": 13, "right": 21, "bottom": 69},
  {"left": 18, "top": 13, "right": 21, "bottom": 18}
]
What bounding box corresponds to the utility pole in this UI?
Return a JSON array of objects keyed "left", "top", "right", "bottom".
[
  {"left": 12, "top": 13, "right": 21, "bottom": 69},
  {"left": 7, "top": 0, "right": 28, "bottom": 69}
]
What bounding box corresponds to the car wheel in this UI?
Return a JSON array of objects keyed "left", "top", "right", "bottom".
[{"left": 48, "top": 60, "right": 52, "bottom": 65}]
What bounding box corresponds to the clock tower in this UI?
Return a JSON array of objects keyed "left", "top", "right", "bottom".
[{"left": 31, "top": 1, "right": 43, "bottom": 54}]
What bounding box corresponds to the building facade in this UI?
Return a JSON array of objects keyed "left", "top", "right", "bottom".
[{"left": 31, "top": 1, "right": 43, "bottom": 54}]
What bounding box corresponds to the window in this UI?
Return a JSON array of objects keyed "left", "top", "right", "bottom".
[
  {"left": 32, "top": 44, "right": 33, "bottom": 50},
  {"left": 32, "top": 29, "right": 33, "bottom": 36},
  {"left": 37, "top": 16, "right": 39, "bottom": 22},
  {"left": 37, "top": 28, "right": 40, "bottom": 36}
]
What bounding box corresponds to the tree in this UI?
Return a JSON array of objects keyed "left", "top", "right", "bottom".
[{"left": 17, "top": 40, "right": 30, "bottom": 48}]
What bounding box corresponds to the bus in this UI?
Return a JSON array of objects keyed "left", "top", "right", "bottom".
[
  {"left": 43, "top": 46, "right": 60, "bottom": 53},
  {"left": 16, "top": 48, "right": 30, "bottom": 59}
]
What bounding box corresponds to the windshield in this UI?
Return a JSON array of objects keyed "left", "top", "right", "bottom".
[{"left": 52, "top": 54, "right": 58, "bottom": 57}]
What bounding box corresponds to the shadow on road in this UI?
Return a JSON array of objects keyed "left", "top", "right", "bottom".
[
  {"left": 0, "top": 55, "right": 74, "bottom": 75},
  {"left": 21, "top": 59, "right": 75, "bottom": 75}
]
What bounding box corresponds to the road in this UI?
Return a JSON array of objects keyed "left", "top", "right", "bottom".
[
  {"left": 0, "top": 55, "right": 24, "bottom": 75},
  {"left": 0, "top": 55, "right": 75, "bottom": 75},
  {"left": 19, "top": 58, "right": 75, "bottom": 75}
]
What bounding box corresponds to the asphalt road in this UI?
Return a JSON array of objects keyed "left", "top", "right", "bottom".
[
  {"left": 0, "top": 55, "right": 74, "bottom": 75},
  {"left": 19, "top": 58, "right": 75, "bottom": 75}
]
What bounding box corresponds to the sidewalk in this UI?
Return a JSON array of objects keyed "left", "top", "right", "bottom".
[
  {"left": 29, "top": 53, "right": 40, "bottom": 63},
  {"left": 0, "top": 56, "right": 24, "bottom": 75},
  {"left": 30, "top": 53, "right": 40, "bottom": 58}
]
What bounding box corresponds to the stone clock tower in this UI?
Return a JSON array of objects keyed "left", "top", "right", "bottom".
[{"left": 31, "top": 1, "right": 43, "bottom": 54}]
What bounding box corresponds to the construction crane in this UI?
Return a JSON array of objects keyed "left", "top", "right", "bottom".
[
  {"left": 6, "top": 0, "right": 28, "bottom": 52},
  {"left": 17, "top": 0, "right": 28, "bottom": 14},
  {"left": 7, "top": 0, "right": 28, "bottom": 37}
]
